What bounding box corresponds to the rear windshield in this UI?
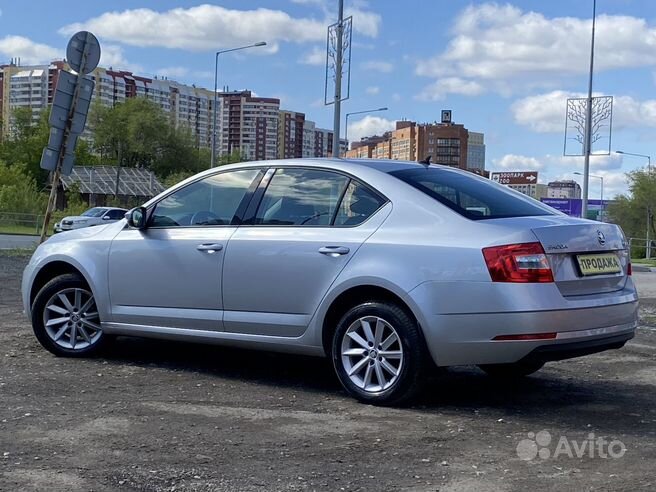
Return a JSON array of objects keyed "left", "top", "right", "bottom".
[{"left": 390, "top": 167, "right": 555, "bottom": 220}]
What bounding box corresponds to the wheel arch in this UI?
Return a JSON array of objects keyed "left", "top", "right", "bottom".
[
  {"left": 320, "top": 282, "right": 425, "bottom": 357},
  {"left": 30, "top": 260, "right": 91, "bottom": 308}
]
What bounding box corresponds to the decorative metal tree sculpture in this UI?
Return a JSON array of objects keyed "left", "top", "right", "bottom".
[{"left": 564, "top": 96, "right": 613, "bottom": 156}]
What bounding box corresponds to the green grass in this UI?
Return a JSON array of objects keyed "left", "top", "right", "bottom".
[
  {"left": 0, "top": 247, "right": 36, "bottom": 257},
  {"left": 632, "top": 258, "right": 656, "bottom": 267},
  {"left": 0, "top": 224, "right": 41, "bottom": 235}
]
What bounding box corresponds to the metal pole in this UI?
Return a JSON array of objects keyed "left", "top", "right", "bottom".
[
  {"left": 648, "top": 156, "right": 652, "bottom": 258},
  {"left": 332, "top": 0, "right": 344, "bottom": 158},
  {"left": 211, "top": 52, "right": 219, "bottom": 168},
  {"left": 345, "top": 112, "right": 350, "bottom": 148},
  {"left": 40, "top": 33, "right": 92, "bottom": 243},
  {"left": 599, "top": 176, "right": 604, "bottom": 222},
  {"left": 582, "top": 0, "right": 596, "bottom": 219}
]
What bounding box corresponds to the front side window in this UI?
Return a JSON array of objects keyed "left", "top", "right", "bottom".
[
  {"left": 391, "top": 167, "right": 555, "bottom": 220},
  {"left": 255, "top": 168, "right": 349, "bottom": 226},
  {"left": 150, "top": 169, "right": 260, "bottom": 227}
]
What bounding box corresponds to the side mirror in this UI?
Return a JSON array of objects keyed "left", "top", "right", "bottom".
[
  {"left": 102, "top": 215, "right": 111, "bottom": 220},
  {"left": 126, "top": 206, "right": 148, "bottom": 230}
]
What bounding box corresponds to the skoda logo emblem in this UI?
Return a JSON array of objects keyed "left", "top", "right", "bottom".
[{"left": 597, "top": 230, "right": 606, "bottom": 246}]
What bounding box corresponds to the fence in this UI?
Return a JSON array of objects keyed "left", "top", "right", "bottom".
[
  {"left": 0, "top": 211, "right": 72, "bottom": 235},
  {"left": 628, "top": 237, "right": 653, "bottom": 259}
]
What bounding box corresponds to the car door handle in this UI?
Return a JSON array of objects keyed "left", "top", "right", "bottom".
[
  {"left": 318, "top": 246, "right": 350, "bottom": 256},
  {"left": 196, "top": 243, "right": 224, "bottom": 253}
]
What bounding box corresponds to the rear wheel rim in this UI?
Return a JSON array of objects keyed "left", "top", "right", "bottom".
[
  {"left": 341, "top": 316, "right": 403, "bottom": 393},
  {"left": 43, "top": 288, "right": 102, "bottom": 350}
]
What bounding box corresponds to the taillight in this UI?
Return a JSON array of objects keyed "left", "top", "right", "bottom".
[{"left": 482, "top": 242, "right": 554, "bottom": 283}]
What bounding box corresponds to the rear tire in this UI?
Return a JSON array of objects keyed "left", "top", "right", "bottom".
[
  {"left": 478, "top": 361, "right": 544, "bottom": 378},
  {"left": 332, "top": 301, "right": 428, "bottom": 405},
  {"left": 31, "top": 273, "right": 106, "bottom": 358}
]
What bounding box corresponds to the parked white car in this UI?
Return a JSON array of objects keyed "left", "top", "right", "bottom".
[{"left": 54, "top": 207, "right": 127, "bottom": 233}]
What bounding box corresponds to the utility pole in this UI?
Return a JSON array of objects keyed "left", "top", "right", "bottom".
[
  {"left": 581, "top": 0, "right": 597, "bottom": 219},
  {"left": 331, "top": 0, "right": 344, "bottom": 158}
]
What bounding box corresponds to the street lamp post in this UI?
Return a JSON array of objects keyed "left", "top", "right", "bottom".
[
  {"left": 616, "top": 150, "right": 652, "bottom": 258},
  {"left": 344, "top": 107, "right": 388, "bottom": 151},
  {"left": 574, "top": 171, "right": 604, "bottom": 221},
  {"left": 210, "top": 41, "right": 267, "bottom": 168},
  {"left": 581, "top": 0, "right": 597, "bottom": 220}
]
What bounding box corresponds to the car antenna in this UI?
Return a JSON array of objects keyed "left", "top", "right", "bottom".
[{"left": 419, "top": 155, "right": 431, "bottom": 167}]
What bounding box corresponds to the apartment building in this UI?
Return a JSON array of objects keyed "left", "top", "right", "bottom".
[
  {"left": 0, "top": 61, "right": 345, "bottom": 160},
  {"left": 216, "top": 90, "right": 280, "bottom": 161},
  {"left": 278, "top": 110, "right": 305, "bottom": 159},
  {"left": 467, "top": 131, "right": 486, "bottom": 170},
  {"left": 346, "top": 118, "right": 480, "bottom": 171}
]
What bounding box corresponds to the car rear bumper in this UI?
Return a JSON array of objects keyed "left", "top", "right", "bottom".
[
  {"left": 415, "top": 299, "right": 638, "bottom": 366},
  {"left": 518, "top": 330, "right": 634, "bottom": 364}
]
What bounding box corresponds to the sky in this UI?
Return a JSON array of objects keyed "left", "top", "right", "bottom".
[{"left": 1, "top": 0, "right": 656, "bottom": 198}]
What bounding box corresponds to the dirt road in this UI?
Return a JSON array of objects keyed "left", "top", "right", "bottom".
[{"left": 1, "top": 253, "right": 654, "bottom": 491}]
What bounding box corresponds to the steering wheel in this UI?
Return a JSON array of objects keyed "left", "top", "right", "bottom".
[{"left": 190, "top": 210, "right": 222, "bottom": 225}]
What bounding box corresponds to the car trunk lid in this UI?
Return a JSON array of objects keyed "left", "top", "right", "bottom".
[{"left": 529, "top": 218, "right": 629, "bottom": 297}]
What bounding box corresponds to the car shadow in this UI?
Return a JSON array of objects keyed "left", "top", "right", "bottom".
[{"left": 100, "top": 336, "right": 654, "bottom": 436}]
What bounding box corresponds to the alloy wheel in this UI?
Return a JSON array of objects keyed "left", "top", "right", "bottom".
[
  {"left": 340, "top": 316, "right": 403, "bottom": 393},
  {"left": 42, "top": 288, "right": 102, "bottom": 350}
]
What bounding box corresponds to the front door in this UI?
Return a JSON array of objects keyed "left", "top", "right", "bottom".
[
  {"left": 222, "top": 167, "right": 389, "bottom": 336},
  {"left": 108, "top": 168, "right": 262, "bottom": 331}
]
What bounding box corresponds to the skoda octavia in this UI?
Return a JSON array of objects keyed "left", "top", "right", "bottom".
[{"left": 22, "top": 159, "right": 638, "bottom": 405}]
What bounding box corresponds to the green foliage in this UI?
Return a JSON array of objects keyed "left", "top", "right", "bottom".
[
  {"left": 0, "top": 108, "right": 50, "bottom": 185},
  {"left": 607, "top": 168, "right": 656, "bottom": 257},
  {"left": 0, "top": 161, "right": 47, "bottom": 215}
]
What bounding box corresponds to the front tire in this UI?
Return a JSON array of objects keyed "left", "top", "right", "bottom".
[
  {"left": 31, "top": 273, "right": 106, "bottom": 357},
  {"left": 478, "top": 361, "right": 544, "bottom": 378},
  {"left": 332, "top": 301, "right": 428, "bottom": 405}
]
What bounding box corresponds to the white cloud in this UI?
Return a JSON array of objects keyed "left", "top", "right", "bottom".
[
  {"left": 543, "top": 153, "right": 624, "bottom": 171},
  {"left": 492, "top": 154, "right": 543, "bottom": 170},
  {"left": 492, "top": 153, "right": 629, "bottom": 197},
  {"left": 365, "top": 85, "right": 380, "bottom": 95},
  {"left": 299, "top": 46, "right": 324, "bottom": 66},
  {"left": 512, "top": 90, "right": 656, "bottom": 133},
  {"left": 100, "top": 44, "right": 142, "bottom": 72},
  {"left": 361, "top": 60, "right": 393, "bottom": 73},
  {"left": 0, "top": 35, "right": 60, "bottom": 64},
  {"left": 347, "top": 115, "right": 395, "bottom": 143},
  {"left": 416, "top": 3, "right": 656, "bottom": 94},
  {"left": 60, "top": 4, "right": 379, "bottom": 54},
  {"left": 392, "top": 93, "right": 401, "bottom": 102},
  {"left": 416, "top": 77, "right": 484, "bottom": 101},
  {"left": 154, "top": 66, "right": 189, "bottom": 79}
]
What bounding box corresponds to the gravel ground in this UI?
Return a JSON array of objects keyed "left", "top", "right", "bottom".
[{"left": 1, "top": 253, "right": 655, "bottom": 491}]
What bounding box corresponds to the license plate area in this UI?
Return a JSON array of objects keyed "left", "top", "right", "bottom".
[{"left": 576, "top": 253, "right": 622, "bottom": 276}]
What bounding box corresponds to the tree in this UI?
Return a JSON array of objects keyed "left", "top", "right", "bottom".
[
  {"left": 0, "top": 108, "right": 50, "bottom": 185},
  {"left": 607, "top": 168, "right": 656, "bottom": 256}
]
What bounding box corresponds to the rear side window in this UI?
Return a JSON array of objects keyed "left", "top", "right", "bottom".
[
  {"left": 390, "top": 167, "right": 555, "bottom": 220},
  {"left": 334, "top": 181, "right": 386, "bottom": 226},
  {"left": 255, "top": 168, "right": 349, "bottom": 226}
]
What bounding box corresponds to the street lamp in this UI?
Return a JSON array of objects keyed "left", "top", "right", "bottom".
[
  {"left": 616, "top": 150, "right": 653, "bottom": 258},
  {"left": 574, "top": 171, "right": 604, "bottom": 221},
  {"left": 210, "top": 41, "right": 267, "bottom": 168},
  {"left": 344, "top": 107, "right": 388, "bottom": 151},
  {"left": 615, "top": 150, "right": 651, "bottom": 173}
]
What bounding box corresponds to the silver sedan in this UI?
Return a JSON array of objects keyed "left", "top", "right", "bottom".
[{"left": 22, "top": 159, "right": 638, "bottom": 405}]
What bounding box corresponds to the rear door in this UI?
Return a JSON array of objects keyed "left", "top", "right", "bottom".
[{"left": 221, "top": 167, "right": 389, "bottom": 336}]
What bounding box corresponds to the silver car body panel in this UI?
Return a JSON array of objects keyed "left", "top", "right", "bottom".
[{"left": 22, "top": 158, "right": 638, "bottom": 366}]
